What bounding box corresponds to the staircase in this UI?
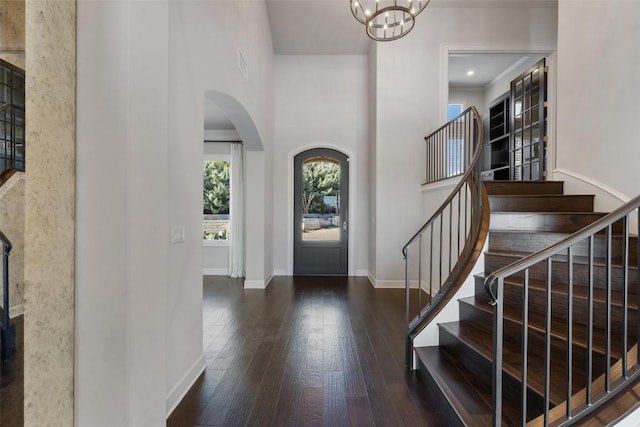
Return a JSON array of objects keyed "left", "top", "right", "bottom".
[{"left": 413, "top": 181, "right": 640, "bottom": 426}]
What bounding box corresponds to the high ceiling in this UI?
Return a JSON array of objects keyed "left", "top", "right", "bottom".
[
  {"left": 266, "top": 0, "right": 371, "bottom": 55},
  {"left": 205, "top": 0, "right": 554, "bottom": 130},
  {"left": 265, "top": 0, "right": 556, "bottom": 55}
]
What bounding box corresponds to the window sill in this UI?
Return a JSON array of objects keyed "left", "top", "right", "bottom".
[{"left": 203, "top": 239, "right": 230, "bottom": 247}]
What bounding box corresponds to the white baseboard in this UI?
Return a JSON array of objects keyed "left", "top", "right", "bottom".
[
  {"left": 374, "top": 280, "right": 406, "bottom": 289},
  {"left": 367, "top": 272, "right": 376, "bottom": 287},
  {"left": 552, "top": 168, "right": 638, "bottom": 234},
  {"left": 273, "top": 269, "right": 286, "bottom": 276},
  {"left": 355, "top": 269, "right": 368, "bottom": 277},
  {"left": 165, "top": 353, "right": 206, "bottom": 418},
  {"left": 202, "top": 268, "right": 227, "bottom": 276},
  {"left": 244, "top": 279, "right": 266, "bottom": 289},
  {"left": 552, "top": 168, "right": 629, "bottom": 203},
  {"left": 367, "top": 272, "right": 404, "bottom": 288}
]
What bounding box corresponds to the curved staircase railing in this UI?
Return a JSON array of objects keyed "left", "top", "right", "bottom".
[
  {"left": 402, "top": 106, "right": 489, "bottom": 368},
  {"left": 485, "top": 195, "right": 640, "bottom": 426}
]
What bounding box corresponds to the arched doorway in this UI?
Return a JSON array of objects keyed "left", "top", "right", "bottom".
[{"left": 293, "top": 148, "right": 349, "bottom": 275}]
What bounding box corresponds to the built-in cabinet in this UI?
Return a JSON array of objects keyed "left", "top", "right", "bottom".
[
  {"left": 481, "top": 59, "right": 546, "bottom": 181},
  {"left": 481, "top": 94, "right": 510, "bottom": 180}
]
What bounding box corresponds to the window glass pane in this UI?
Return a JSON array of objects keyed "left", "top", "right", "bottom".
[
  {"left": 532, "top": 68, "right": 540, "bottom": 87},
  {"left": 513, "top": 148, "right": 522, "bottom": 167},
  {"left": 301, "top": 158, "right": 341, "bottom": 242},
  {"left": 447, "top": 138, "right": 463, "bottom": 177},
  {"left": 447, "top": 104, "right": 463, "bottom": 121},
  {"left": 515, "top": 81, "right": 523, "bottom": 98},
  {"left": 203, "top": 160, "right": 230, "bottom": 240}
]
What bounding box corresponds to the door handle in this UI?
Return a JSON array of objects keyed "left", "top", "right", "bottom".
[{"left": 343, "top": 221, "right": 348, "bottom": 235}]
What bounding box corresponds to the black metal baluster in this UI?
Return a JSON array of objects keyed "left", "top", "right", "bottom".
[
  {"left": 567, "top": 246, "right": 574, "bottom": 419},
  {"left": 521, "top": 268, "right": 529, "bottom": 426},
  {"left": 544, "top": 258, "right": 552, "bottom": 425},
  {"left": 587, "top": 235, "right": 594, "bottom": 405}
]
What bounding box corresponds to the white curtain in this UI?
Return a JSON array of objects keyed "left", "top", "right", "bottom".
[{"left": 229, "top": 143, "right": 245, "bottom": 278}]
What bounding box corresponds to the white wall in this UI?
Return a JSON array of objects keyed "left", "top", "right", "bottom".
[
  {"left": 483, "top": 55, "right": 546, "bottom": 108},
  {"left": 76, "top": 1, "right": 169, "bottom": 425},
  {"left": 272, "top": 55, "right": 369, "bottom": 275},
  {"left": 449, "top": 87, "right": 487, "bottom": 115},
  {"left": 168, "top": 0, "right": 274, "bottom": 409},
  {"left": 554, "top": 0, "right": 640, "bottom": 202},
  {"left": 371, "top": 3, "right": 558, "bottom": 284},
  {"left": 76, "top": 1, "right": 274, "bottom": 425},
  {"left": 368, "top": 43, "right": 377, "bottom": 280}
]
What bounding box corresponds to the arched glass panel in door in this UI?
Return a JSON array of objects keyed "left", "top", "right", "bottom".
[{"left": 294, "top": 148, "right": 349, "bottom": 275}]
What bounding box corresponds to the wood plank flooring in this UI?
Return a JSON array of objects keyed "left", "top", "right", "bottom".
[{"left": 167, "top": 276, "right": 446, "bottom": 427}]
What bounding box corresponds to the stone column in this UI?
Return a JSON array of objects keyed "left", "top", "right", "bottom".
[{"left": 24, "top": 2, "right": 75, "bottom": 426}]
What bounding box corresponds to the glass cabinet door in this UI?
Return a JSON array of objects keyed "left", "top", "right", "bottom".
[{"left": 510, "top": 59, "right": 545, "bottom": 181}]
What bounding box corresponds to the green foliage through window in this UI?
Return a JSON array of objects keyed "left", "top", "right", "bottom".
[
  {"left": 302, "top": 160, "right": 340, "bottom": 214},
  {"left": 203, "top": 160, "right": 230, "bottom": 241},
  {"left": 203, "top": 160, "right": 230, "bottom": 215}
]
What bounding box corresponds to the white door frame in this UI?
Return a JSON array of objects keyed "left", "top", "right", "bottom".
[{"left": 441, "top": 43, "right": 557, "bottom": 176}]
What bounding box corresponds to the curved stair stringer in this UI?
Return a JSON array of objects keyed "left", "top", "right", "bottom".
[
  {"left": 528, "top": 344, "right": 640, "bottom": 427},
  {"left": 409, "top": 186, "right": 491, "bottom": 348}
]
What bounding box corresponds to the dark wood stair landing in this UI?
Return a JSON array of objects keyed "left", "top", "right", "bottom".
[{"left": 414, "top": 180, "right": 640, "bottom": 426}]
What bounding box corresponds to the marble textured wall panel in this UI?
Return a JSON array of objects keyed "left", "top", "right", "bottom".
[
  {"left": 0, "top": 172, "right": 25, "bottom": 317},
  {"left": 24, "top": 1, "right": 75, "bottom": 426},
  {"left": 0, "top": 0, "right": 25, "bottom": 50}
]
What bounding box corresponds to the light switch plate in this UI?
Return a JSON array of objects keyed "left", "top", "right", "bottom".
[{"left": 171, "top": 226, "right": 185, "bottom": 244}]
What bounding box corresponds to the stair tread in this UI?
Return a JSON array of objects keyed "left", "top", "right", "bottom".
[
  {"left": 475, "top": 273, "right": 638, "bottom": 310},
  {"left": 485, "top": 250, "right": 639, "bottom": 269},
  {"left": 490, "top": 211, "right": 612, "bottom": 232},
  {"left": 490, "top": 229, "right": 637, "bottom": 236},
  {"left": 415, "top": 346, "right": 495, "bottom": 426},
  {"left": 458, "top": 295, "right": 631, "bottom": 359},
  {"left": 474, "top": 274, "right": 639, "bottom": 310},
  {"left": 439, "top": 319, "right": 587, "bottom": 406},
  {"left": 488, "top": 194, "right": 595, "bottom": 213},
  {"left": 484, "top": 181, "right": 564, "bottom": 196}
]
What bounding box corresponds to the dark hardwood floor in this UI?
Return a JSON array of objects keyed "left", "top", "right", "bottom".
[{"left": 167, "top": 275, "right": 446, "bottom": 427}]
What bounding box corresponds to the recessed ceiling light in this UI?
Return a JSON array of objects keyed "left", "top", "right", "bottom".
[{"left": 466, "top": 70, "right": 475, "bottom": 76}]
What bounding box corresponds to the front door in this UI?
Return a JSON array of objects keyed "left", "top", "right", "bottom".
[{"left": 293, "top": 148, "right": 348, "bottom": 275}]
